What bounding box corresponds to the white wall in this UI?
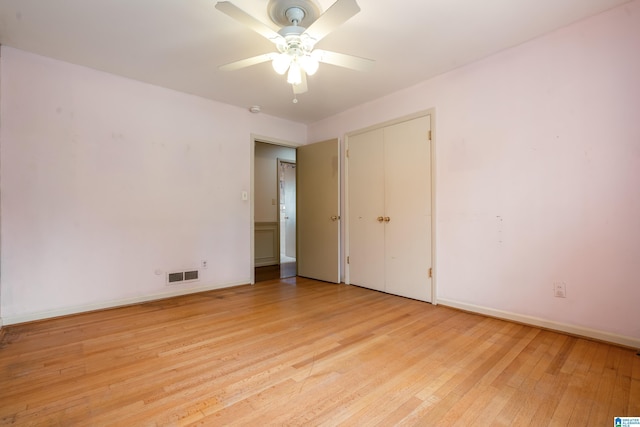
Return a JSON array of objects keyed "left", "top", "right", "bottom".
[
  {"left": 0, "top": 46, "right": 306, "bottom": 323},
  {"left": 309, "top": 1, "right": 640, "bottom": 343}
]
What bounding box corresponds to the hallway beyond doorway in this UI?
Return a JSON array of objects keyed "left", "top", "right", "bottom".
[{"left": 255, "top": 260, "right": 296, "bottom": 282}]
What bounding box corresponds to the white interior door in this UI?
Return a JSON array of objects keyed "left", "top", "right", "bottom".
[
  {"left": 297, "top": 138, "right": 340, "bottom": 283},
  {"left": 384, "top": 116, "right": 432, "bottom": 301},
  {"left": 281, "top": 162, "right": 297, "bottom": 259},
  {"left": 347, "top": 129, "right": 385, "bottom": 291}
]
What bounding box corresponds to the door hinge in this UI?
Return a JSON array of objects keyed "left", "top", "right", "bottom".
[
  {"left": 428, "top": 267, "right": 433, "bottom": 278},
  {"left": 427, "top": 130, "right": 432, "bottom": 141},
  {"left": 347, "top": 256, "right": 350, "bottom": 264},
  {"left": 346, "top": 149, "right": 349, "bottom": 158}
]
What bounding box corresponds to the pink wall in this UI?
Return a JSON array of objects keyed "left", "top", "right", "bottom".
[
  {"left": 0, "top": 47, "right": 306, "bottom": 323},
  {"left": 309, "top": 1, "right": 640, "bottom": 342}
]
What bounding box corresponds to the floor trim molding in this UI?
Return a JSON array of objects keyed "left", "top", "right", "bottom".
[
  {"left": 1, "top": 280, "right": 248, "bottom": 326},
  {"left": 438, "top": 298, "right": 640, "bottom": 349}
]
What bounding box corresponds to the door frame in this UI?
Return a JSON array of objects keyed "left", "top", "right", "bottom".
[
  {"left": 344, "top": 109, "right": 438, "bottom": 304},
  {"left": 250, "top": 135, "right": 301, "bottom": 284}
]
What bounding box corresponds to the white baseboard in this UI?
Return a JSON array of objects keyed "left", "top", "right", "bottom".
[
  {"left": 1, "top": 280, "right": 248, "bottom": 326},
  {"left": 437, "top": 298, "right": 640, "bottom": 349}
]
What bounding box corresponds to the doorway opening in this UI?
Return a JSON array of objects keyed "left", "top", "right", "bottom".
[
  {"left": 251, "top": 136, "right": 341, "bottom": 285},
  {"left": 254, "top": 141, "right": 296, "bottom": 282}
]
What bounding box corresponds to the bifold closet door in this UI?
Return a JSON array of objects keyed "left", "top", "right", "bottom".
[{"left": 347, "top": 115, "right": 432, "bottom": 302}]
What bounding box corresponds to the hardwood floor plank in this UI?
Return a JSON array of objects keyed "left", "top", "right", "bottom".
[
  {"left": 548, "top": 339, "right": 596, "bottom": 425},
  {"left": 630, "top": 354, "right": 640, "bottom": 416},
  {"left": 459, "top": 385, "right": 517, "bottom": 427},
  {"left": 1, "top": 278, "right": 637, "bottom": 426}
]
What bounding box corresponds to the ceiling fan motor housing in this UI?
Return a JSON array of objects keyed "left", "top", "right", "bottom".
[
  {"left": 268, "top": 0, "right": 321, "bottom": 27},
  {"left": 285, "top": 7, "right": 305, "bottom": 25}
]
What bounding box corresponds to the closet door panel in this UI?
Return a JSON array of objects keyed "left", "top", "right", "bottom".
[
  {"left": 347, "top": 129, "right": 385, "bottom": 291},
  {"left": 383, "top": 116, "right": 432, "bottom": 302}
]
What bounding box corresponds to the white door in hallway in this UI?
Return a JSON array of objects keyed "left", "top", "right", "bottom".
[
  {"left": 280, "top": 161, "right": 297, "bottom": 259},
  {"left": 297, "top": 138, "right": 340, "bottom": 283},
  {"left": 347, "top": 115, "right": 433, "bottom": 302}
]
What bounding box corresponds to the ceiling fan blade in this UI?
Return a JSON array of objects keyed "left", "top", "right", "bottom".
[
  {"left": 313, "top": 50, "right": 374, "bottom": 72},
  {"left": 216, "top": 2, "right": 284, "bottom": 44},
  {"left": 303, "top": 0, "right": 360, "bottom": 43},
  {"left": 219, "top": 53, "right": 276, "bottom": 71},
  {"left": 293, "top": 72, "right": 308, "bottom": 94}
]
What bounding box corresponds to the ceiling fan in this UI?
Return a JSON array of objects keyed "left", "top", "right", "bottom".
[{"left": 215, "top": 0, "right": 374, "bottom": 97}]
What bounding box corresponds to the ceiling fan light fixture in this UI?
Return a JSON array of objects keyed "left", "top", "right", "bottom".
[
  {"left": 311, "top": 49, "right": 324, "bottom": 61},
  {"left": 299, "top": 55, "right": 319, "bottom": 75},
  {"left": 287, "top": 61, "right": 302, "bottom": 85},
  {"left": 216, "top": 0, "right": 374, "bottom": 96},
  {"left": 272, "top": 53, "right": 291, "bottom": 74}
]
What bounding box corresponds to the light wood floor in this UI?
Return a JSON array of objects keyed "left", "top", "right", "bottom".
[{"left": 1, "top": 277, "right": 638, "bottom": 426}]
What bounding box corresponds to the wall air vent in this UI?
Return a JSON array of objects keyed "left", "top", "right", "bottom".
[
  {"left": 184, "top": 270, "right": 199, "bottom": 281},
  {"left": 168, "top": 272, "right": 184, "bottom": 283},
  {"left": 167, "top": 269, "right": 199, "bottom": 285}
]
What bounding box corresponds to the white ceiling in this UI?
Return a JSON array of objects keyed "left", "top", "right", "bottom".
[{"left": 0, "top": 0, "right": 631, "bottom": 124}]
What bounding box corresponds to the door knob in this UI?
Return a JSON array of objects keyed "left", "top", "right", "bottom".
[
  {"left": 384, "top": 217, "right": 391, "bottom": 222},
  {"left": 330, "top": 215, "right": 340, "bottom": 221},
  {"left": 377, "top": 216, "right": 384, "bottom": 223}
]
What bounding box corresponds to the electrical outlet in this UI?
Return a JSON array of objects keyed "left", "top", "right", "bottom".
[
  {"left": 201, "top": 260, "right": 208, "bottom": 269},
  {"left": 554, "top": 282, "right": 566, "bottom": 298}
]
